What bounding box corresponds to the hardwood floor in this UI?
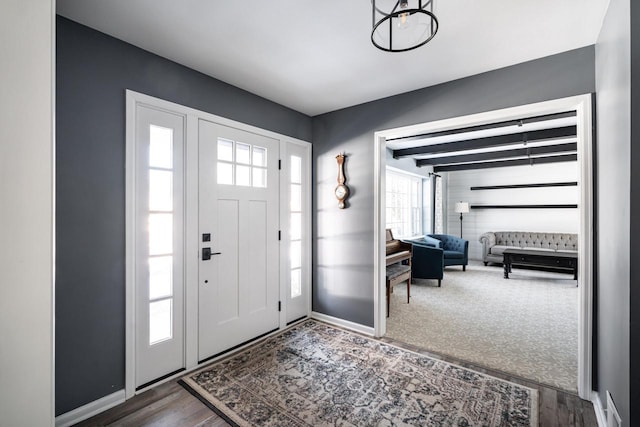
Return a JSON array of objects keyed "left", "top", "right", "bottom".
[
  {"left": 77, "top": 336, "right": 598, "bottom": 427},
  {"left": 75, "top": 381, "right": 227, "bottom": 427}
]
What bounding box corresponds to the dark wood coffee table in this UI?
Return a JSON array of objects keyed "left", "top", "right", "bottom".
[{"left": 502, "top": 248, "right": 578, "bottom": 280}]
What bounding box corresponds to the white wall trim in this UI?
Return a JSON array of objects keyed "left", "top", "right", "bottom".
[
  {"left": 124, "top": 91, "right": 137, "bottom": 399},
  {"left": 55, "top": 390, "right": 125, "bottom": 427},
  {"left": 373, "top": 134, "right": 387, "bottom": 337},
  {"left": 51, "top": 0, "right": 57, "bottom": 423},
  {"left": 591, "top": 391, "right": 607, "bottom": 427},
  {"left": 373, "top": 94, "right": 595, "bottom": 400},
  {"left": 311, "top": 311, "right": 375, "bottom": 336}
]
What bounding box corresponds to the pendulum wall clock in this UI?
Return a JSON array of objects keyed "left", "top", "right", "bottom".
[{"left": 335, "top": 153, "right": 350, "bottom": 209}]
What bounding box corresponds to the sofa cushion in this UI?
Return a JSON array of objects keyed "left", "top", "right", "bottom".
[
  {"left": 491, "top": 245, "right": 556, "bottom": 256},
  {"left": 489, "top": 245, "right": 517, "bottom": 256}
]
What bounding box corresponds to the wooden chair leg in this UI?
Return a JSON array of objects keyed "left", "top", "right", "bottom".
[
  {"left": 438, "top": 279, "right": 441, "bottom": 287},
  {"left": 463, "top": 265, "right": 466, "bottom": 271},
  {"left": 386, "top": 281, "right": 390, "bottom": 317},
  {"left": 406, "top": 275, "right": 411, "bottom": 304}
]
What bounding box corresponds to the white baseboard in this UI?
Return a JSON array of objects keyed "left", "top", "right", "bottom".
[
  {"left": 55, "top": 389, "right": 125, "bottom": 427},
  {"left": 591, "top": 391, "right": 607, "bottom": 427},
  {"left": 311, "top": 311, "right": 375, "bottom": 336}
]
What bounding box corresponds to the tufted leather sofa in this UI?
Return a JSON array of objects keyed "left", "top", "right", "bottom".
[{"left": 479, "top": 231, "right": 578, "bottom": 265}]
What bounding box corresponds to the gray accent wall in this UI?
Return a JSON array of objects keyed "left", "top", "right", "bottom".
[
  {"left": 312, "top": 46, "right": 595, "bottom": 327},
  {"left": 595, "top": 0, "right": 631, "bottom": 422},
  {"left": 56, "top": 16, "right": 311, "bottom": 415}
]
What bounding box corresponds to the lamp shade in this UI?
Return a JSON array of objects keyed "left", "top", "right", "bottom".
[{"left": 455, "top": 202, "right": 470, "bottom": 214}]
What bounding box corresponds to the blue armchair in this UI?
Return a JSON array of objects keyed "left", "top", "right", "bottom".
[
  {"left": 404, "top": 241, "right": 444, "bottom": 287},
  {"left": 414, "top": 234, "right": 469, "bottom": 271}
]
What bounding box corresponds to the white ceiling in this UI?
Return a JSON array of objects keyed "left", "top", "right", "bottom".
[{"left": 57, "top": 0, "right": 609, "bottom": 116}]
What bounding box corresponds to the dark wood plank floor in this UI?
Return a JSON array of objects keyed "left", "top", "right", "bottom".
[{"left": 77, "top": 336, "right": 597, "bottom": 427}]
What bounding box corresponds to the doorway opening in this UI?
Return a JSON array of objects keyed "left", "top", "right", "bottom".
[{"left": 373, "top": 94, "right": 594, "bottom": 399}]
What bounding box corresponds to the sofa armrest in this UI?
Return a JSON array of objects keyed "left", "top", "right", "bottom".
[
  {"left": 410, "top": 244, "right": 444, "bottom": 280},
  {"left": 479, "top": 232, "right": 496, "bottom": 261},
  {"left": 479, "top": 232, "right": 496, "bottom": 247}
]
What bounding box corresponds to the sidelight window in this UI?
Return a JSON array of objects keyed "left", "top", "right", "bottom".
[
  {"left": 290, "top": 155, "right": 303, "bottom": 298},
  {"left": 147, "top": 124, "right": 175, "bottom": 345}
]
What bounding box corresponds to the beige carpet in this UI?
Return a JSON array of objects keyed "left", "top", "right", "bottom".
[{"left": 386, "top": 262, "right": 578, "bottom": 392}]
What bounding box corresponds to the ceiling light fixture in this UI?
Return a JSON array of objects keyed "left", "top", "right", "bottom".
[{"left": 371, "top": 0, "right": 439, "bottom": 52}]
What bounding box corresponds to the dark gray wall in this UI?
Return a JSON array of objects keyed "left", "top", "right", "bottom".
[
  {"left": 595, "top": 0, "right": 631, "bottom": 422},
  {"left": 55, "top": 16, "right": 311, "bottom": 415},
  {"left": 312, "top": 46, "right": 596, "bottom": 327}
]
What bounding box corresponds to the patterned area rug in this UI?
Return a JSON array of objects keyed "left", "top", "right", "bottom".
[
  {"left": 180, "top": 320, "right": 537, "bottom": 426},
  {"left": 386, "top": 262, "right": 578, "bottom": 391}
]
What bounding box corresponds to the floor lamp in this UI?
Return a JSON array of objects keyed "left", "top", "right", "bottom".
[{"left": 455, "top": 202, "right": 469, "bottom": 238}]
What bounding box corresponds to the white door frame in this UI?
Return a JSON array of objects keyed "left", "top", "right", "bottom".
[
  {"left": 373, "top": 94, "right": 594, "bottom": 399},
  {"left": 125, "top": 90, "right": 311, "bottom": 398}
]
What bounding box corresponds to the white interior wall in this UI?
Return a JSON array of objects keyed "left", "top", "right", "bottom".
[
  {"left": 445, "top": 162, "right": 580, "bottom": 260},
  {"left": 0, "top": 0, "right": 55, "bottom": 425}
]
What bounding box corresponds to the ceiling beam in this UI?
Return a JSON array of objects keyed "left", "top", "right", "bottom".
[
  {"left": 415, "top": 142, "right": 577, "bottom": 167},
  {"left": 386, "top": 111, "right": 576, "bottom": 144},
  {"left": 393, "top": 126, "right": 576, "bottom": 158},
  {"left": 433, "top": 154, "right": 577, "bottom": 172}
]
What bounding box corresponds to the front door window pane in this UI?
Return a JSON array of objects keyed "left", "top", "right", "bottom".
[
  {"left": 236, "top": 143, "right": 251, "bottom": 164},
  {"left": 253, "top": 167, "right": 267, "bottom": 188},
  {"left": 217, "top": 162, "right": 234, "bottom": 185},
  {"left": 253, "top": 146, "right": 267, "bottom": 167},
  {"left": 236, "top": 165, "right": 251, "bottom": 186},
  {"left": 218, "top": 139, "right": 234, "bottom": 161}
]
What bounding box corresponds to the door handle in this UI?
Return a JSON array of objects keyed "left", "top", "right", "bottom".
[{"left": 202, "top": 248, "right": 221, "bottom": 261}]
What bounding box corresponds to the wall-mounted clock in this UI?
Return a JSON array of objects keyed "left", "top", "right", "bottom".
[{"left": 335, "top": 153, "right": 350, "bottom": 209}]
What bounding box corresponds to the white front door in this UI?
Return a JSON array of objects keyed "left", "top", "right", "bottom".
[
  {"left": 198, "top": 120, "right": 280, "bottom": 360},
  {"left": 134, "top": 105, "right": 185, "bottom": 387}
]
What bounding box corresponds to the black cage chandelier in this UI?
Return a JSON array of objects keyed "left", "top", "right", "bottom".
[{"left": 371, "top": 0, "right": 439, "bottom": 52}]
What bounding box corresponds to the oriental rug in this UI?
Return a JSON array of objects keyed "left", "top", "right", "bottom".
[{"left": 179, "top": 320, "right": 537, "bottom": 426}]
